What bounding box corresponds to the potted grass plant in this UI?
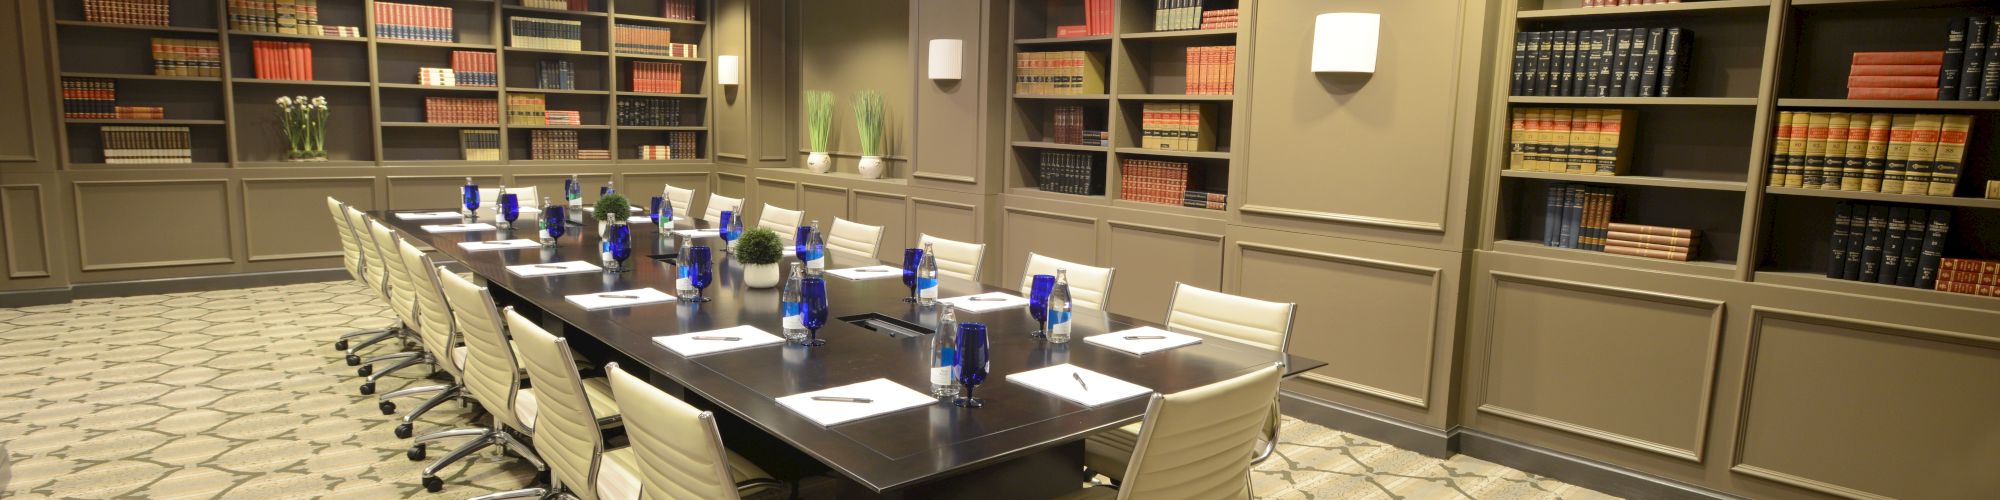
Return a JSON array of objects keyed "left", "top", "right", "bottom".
[
  {"left": 734, "top": 228, "right": 784, "bottom": 288},
  {"left": 852, "top": 90, "right": 886, "bottom": 179},
  {"left": 805, "top": 90, "right": 835, "bottom": 173}
]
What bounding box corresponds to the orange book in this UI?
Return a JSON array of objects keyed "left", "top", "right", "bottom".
[
  {"left": 1847, "top": 88, "right": 1940, "bottom": 100},
  {"left": 1606, "top": 222, "right": 1694, "bottom": 238},
  {"left": 1847, "top": 75, "right": 1941, "bottom": 88},
  {"left": 1851, "top": 51, "right": 1945, "bottom": 65},
  {"left": 1849, "top": 64, "right": 1943, "bottom": 76},
  {"left": 1606, "top": 231, "right": 1692, "bottom": 247}
]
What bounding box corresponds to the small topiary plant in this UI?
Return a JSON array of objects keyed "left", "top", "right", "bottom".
[
  {"left": 593, "top": 193, "right": 630, "bottom": 222},
  {"left": 735, "top": 228, "right": 783, "bottom": 265}
]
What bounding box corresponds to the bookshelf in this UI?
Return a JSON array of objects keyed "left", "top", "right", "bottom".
[
  {"left": 1483, "top": 0, "right": 2000, "bottom": 304},
  {"left": 45, "top": 0, "right": 712, "bottom": 167},
  {"left": 1004, "top": 0, "right": 1244, "bottom": 215}
]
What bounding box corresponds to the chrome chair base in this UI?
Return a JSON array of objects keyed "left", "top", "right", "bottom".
[{"left": 415, "top": 423, "right": 546, "bottom": 493}]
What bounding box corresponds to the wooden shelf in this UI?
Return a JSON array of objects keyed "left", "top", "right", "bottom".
[
  {"left": 1501, "top": 170, "right": 1749, "bottom": 192},
  {"left": 1755, "top": 271, "right": 1996, "bottom": 309},
  {"left": 382, "top": 122, "right": 500, "bottom": 128},
  {"left": 1517, "top": 0, "right": 1771, "bottom": 19},
  {"left": 505, "top": 87, "right": 609, "bottom": 95},
  {"left": 1775, "top": 98, "right": 2000, "bottom": 111},
  {"left": 71, "top": 161, "right": 229, "bottom": 169},
  {"left": 1119, "top": 29, "right": 1237, "bottom": 41},
  {"left": 227, "top": 30, "right": 368, "bottom": 43},
  {"left": 1491, "top": 240, "right": 1738, "bottom": 279},
  {"left": 55, "top": 20, "right": 219, "bottom": 33},
  {"left": 235, "top": 160, "right": 378, "bottom": 168},
  {"left": 505, "top": 46, "right": 610, "bottom": 56},
  {"left": 501, "top": 5, "right": 609, "bottom": 18},
  {"left": 617, "top": 125, "right": 707, "bottom": 131},
  {"left": 1014, "top": 94, "right": 1110, "bottom": 100},
  {"left": 61, "top": 71, "right": 220, "bottom": 82},
  {"left": 64, "top": 118, "right": 226, "bottom": 125},
  {"left": 1111, "top": 199, "right": 1226, "bottom": 220},
  {"left": 378, "top": 83, "right": 500, "bottom": 92},
  {"left": 1117, "top": 93, "right": 1234, "bottom": 101},
  {"left": 509, "top": 124, "right": 611, "bottom": 129},
  {"left": 1508, "top": 96, "right": 1758, "bottom": 106},
  {"left": 1116, "top": 147, "right": 1232, "bottom": 160},
  {"left": 612, "top": 53, "right": 705, "bottom": 62},
  {"left": 612, "top": 13, "right": 707, "bottom": 26},
  {"left": 1011, "top": 141, "right": 1109, "bottom": 152},
  {"left": 1015, "top": 35, "right": 1113, "bottom": 45},
  {"left": 1765, "top": 187, "right": 2000, "bottom": 210},
  {"left": 1007, "top": 187, "right": 1109, "bottom": 204},
  {"left": 233, "top": 78, "right": 371, "bottom": 87},
  {"left": 614, "top": 91, "right": 708, "bottom": 98}
]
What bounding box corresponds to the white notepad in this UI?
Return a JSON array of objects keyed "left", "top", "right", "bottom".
[
  {"left": 582, "top": 206, "right": 647, "bottom": 213},
  {"left": 625, "top": 215, "right": 653, "bottom": 224},
  {"left": 507, "top": 261, "right": 602, "bottom": 277},
  {"left": 1083, "top": 327, "right": 1204, "bottom": 356},
  {"left": 671, "top": 229, "right": 723, "bottom": 238},
  {"left": 564, "top": 288, "right": 677, "bottom": 310},
  {"left": 395, "top": 211, "right": 462, "bottom": 220},
  {"left": 1007, "top": 364, "right": 1152, "bottom": 408},
  {"left": 825, "top": 265, "right": 902, "bottom": 280},
  {"left": 422, "top": 223, "right": 497, "bottom": 233},
  {"left": 457, "top": 239, "right": 541, "bottom": 251},
  {"left": 775, "top": 379, "right": 937, "bottom": 427},
  {"left": 939, "top": 292, "right": 1031, "bottom": 313},
  {"left": 653, "top": 325, "right": 786, "bottom": 357}
]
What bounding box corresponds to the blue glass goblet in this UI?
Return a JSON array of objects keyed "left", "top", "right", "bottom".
[
  {"left": 498, "top": 193, "right": 520, "bottom": 229},
  {"left": 901, "top": 248, "right": 923, "bottom": 302},
  {"left": 954, "top": 323, "right": 990, "bottom": 408},
  {"left": 800, "top": 276, "right": 829, "bottom": 347},
  {"left": 1027, "top": 274, "right": 1055, "bottom": 338},
  {"left": 796, "top": 226, "right": 812, "bottom": 257},
  {"left": 650, "top": 196, "right": 666, "bottom": 224},
  {"left": 461, "top": 184, "right": 480, "bottom": 217},
  {"left": 687, "top": 245, "right": 714, "bottom": 302},
  {"left": 605, "top": 223, "right": 632, "bottom": 271},
  {"left": 719, "top": 210, "right": 738, "bottom": 250},
  {"left": 543, "top": 205, "right": 567, "bottom": 245}
]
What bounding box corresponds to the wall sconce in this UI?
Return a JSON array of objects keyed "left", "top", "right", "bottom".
[
  {"left": 928, "top": 39, "right": 964, "bottom": 80},
  {"left": 1312, "top": 13, "right": 1380, "bottom": 74},
  {"left": 717, "top": 55, "right": 741, "bottom": 86}
]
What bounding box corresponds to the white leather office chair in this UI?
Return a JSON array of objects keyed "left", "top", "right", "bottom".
[
  {"left": 326, "top": 198, "right": 397, "bottom": 353},
  {"left": 478, "top": 186, "right": 541, "bottom": 208},
  {"left": 919, "top": 234, "right": 986, "bottom": 282},
  {"left": 1086, "top": 284, "right": 1297, "bottom": 482},
  {"left": 507, "top": 309, "right": 627, "bottom": 500},
  {"left": 354, "top": 218, "right": 428, "bottom": 396},
  {"left": 702, "top": 193, "right": 743, "bottom": 224},
  {"left": 757, "top": 204, "right": 804, "bottom": 245},
  {"left": 1019, "top": 253, "right": 1116, "bottom": 310},
  {"left": 1062, "top": 364, "right": 1284, "bottom": 500},
  {"left": 607, "top": 363, "right": 781, "bottom": 500},
  {"left": 826, "top": 218, "right": 883, "bottom": 259},
  {"left": 662, "top": 183, "right": 696, "bottom": 219},
  {"left": 423, "top": 271, "right": 548, "bottom": 495},
  {"left": 340, "top": 207, "right": 418, "bottom": 366},
  {"left": 377, "top": 241, "right": 465, "bottom": 439}
]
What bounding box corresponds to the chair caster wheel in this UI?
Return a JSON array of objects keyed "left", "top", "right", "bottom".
[
  {"left": 422, "top": 475, "right": 443, "bottom": 493},
  {"left": 358, "top": 383, "right": 375, "bottom": 395},
  {"left": 408, "top": 444, "right": 426, "bottom": 461},
  {"left": 334, "top": 340, "right": 349, "bottom": 351},
  {"left": 535, "top": 469, "right": 551, "bottom": 485},
  {"left": 357, "top": 365, "right": 374, "bottom": 377},
  {"left": 379, "top": 401, "right": 397, "bottom": 415},
  {"left": 394, "top": 423, "right": 414, "bottom": 439},
  {"left": 345, "top": 354, "right": 361, "bottom": 366}
]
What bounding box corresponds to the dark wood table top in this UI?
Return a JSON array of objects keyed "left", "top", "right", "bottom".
[{"left": 381, "top": 210, "right": 1325, "bottom": 493}]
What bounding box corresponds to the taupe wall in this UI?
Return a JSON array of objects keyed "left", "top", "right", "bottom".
[{"left": 794, "top": 0, "right": 911, "bottom": 178}]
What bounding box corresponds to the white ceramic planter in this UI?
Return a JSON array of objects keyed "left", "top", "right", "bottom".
[
  {"left": 857, "top": 156, "right": 886, "bottom": 179},
  {"left": 743, "top": 263, "right": 781, "bottom": 288},
  {"left": 806, "top": 152, "right": 833, "bottom": 173}
]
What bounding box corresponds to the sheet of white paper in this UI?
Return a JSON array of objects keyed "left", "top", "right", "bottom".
[
  {"left": 583, "top": 206, "right": 647, "bottom": 213},
  {"left": 825, "top": 265, "right": 902, "bottom": 280},
  {"left": 625, "top": 215, "right": 653, "bottom": 224},
  {"left": 395, "top": 211, "right": 462, "bottom": 220},
  {"left": 1006, "top": 364, "right": 1152, "bottom": 408},
  {"left": 564, "top": 288, "right": 677, "bottom": 310},
  {"left": 1082, "top": 326, "right": 1204, "bottom": 356},
  {"left": 672, "top": 229, "right": 723, "bottom": 238},
  {"left": 775, "top": 379, "right": 937, "bottom": 427},
  {"left": 938, "top": 292, "right": 1031, "bottom": 313},
  {"left": 457, "top": 239, "right": 541, "bottom": 251},
  {"left": 653, "top": 325, "right": 786, "bottom": 357},
  {"left": 422, "top": 223, "right": 497, "bottom": 233},
  {"left": 506, "top": 261, "right": 603, "bottom": 277}
]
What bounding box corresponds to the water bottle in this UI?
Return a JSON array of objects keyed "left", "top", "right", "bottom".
[
  {"left": 566, "top": 175, "right": 582, "bottom": 207},
  {"left": 538, "top": 196, "right": 554, "bottom": 246},
  {"left": 676, "top": 246, "right": 697, "bottom": 300},
  {"left": 493, "top": 183, "right": 508, "bottom": 228},
  {"left": 727, "top": 211, "right": 745, "bottom": 252},
  {"left": 1046, "top": 269, "right": 1073, "bottom": 343},
  {"left": 461, "top": 177, "right": 477, "bottom": 221},
  {"left": 657, "top": 199, "right": 674, "bottom": 231},
  {"left": 916, "top": 242, "right": 939, "bottom": 306},
  {"left": 804, "top": 220, "right": 827, "bottom": 273},
  {"left": 781, "top": 262, "right": 808, "bottom": 343},
  {"left": 930, "top": 307, "right": 961, "bottom": 398}
]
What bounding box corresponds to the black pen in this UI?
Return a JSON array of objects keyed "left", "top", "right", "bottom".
[
  {"left": 534, "top": 264, "right": 567, "bottom": 269},
  {"left": 810, "top": 396, "right": 872, "bottom": 403},
  {"left": 1072, "top": 372, "right": 1089, "bottom": 391},
  {"left": 850, "top": 269, "right": 890, "bottom": 272},
  {"left": 968, "top": 297, "right": 1008, "bottom": 302},
  {"left": 1124, "top": 335, "right": 1167, "bottom": 340},
  {"left": 692, "top": 336, "right": 740, "bottom": 341},
  {"left": 599, "top": 294, "right": 639, "bottom": 299}
]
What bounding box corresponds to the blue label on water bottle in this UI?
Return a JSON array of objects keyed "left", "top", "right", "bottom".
[
  {"left": 937, "top": 347, "right": 956, "bottom": 367},
  {"left": 1048, "top": 310, "right": 1070, "bottom": 326},
  {"left": 782, "top": 301, "right": 804, "bottom": 330}
]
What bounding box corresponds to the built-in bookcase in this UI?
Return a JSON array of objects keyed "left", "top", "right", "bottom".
[
  {"left": 46, "top": 0, "right": 712, "bottom": 168},
  {"left": 1004, "top": 0, "right": 1246, "bottom": 218},
  {"left": 1486, "top": 0, "right": 2000, "bottom": 300}
]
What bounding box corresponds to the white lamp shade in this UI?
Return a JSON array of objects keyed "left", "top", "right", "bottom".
[
  {"left": 928, "top": 39, "right": 964, "bottom": 80},
  {"left": 1312, "top": 13, "right": 1380, "bottom": 73},
  {"left": 717, "top": 55, "right": 741, "bottom": 85}
]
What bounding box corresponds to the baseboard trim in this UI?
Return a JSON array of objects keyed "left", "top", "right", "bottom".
[
  {"left": 1454, "top": 428, "right": 1737, "bottom": 500},
  {"left": 1278, "top": 391, "right": 1456, "bottom": 458},
  {"left": 0, "top": 287, "right": 74, "bottom": 308},
  {"left": 56, "top": 268, "right": 352, "bottom": 302}
]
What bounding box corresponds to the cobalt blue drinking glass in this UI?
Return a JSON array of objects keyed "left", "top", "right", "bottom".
[
  {"left": 796, "top": 226, "right": 812, "bottom": 257},
  {"left": 498, "top": 193, "right": 520, "bottom": 228},
  {"left": 800, "top": 276, "right": 829, "bottom": 347},
  {"left": 607, "top": 223, "right": 632, "bottom": 271},
  {"left": 901, "top": 248, "right": 923, "bottom": 302},
  {"left": 719, "top": 210, "right": 738, "bottom": 245},
  {"left": 650, "top": 196, "right": 665, "bottom": 224},
  {"left": 461, "top": 185, "right": 480, "bottom": 213},
  {"left": 544, "top": 206, "right": 567, "bottom": 242},
  {"left": 1027, "top": 274, "right": 1055, "bottom": 338},
  {"left": 688, "top": 245, "right": 713, "bottom": 302},
  {"left": 954, "top": 323, "right": 989, "bottom": 408}
]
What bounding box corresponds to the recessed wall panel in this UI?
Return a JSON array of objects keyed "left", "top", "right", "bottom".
[
  {"left": 244, "top": 178, "right": 374, "bottom": 261},
  {"left": 1104, "top": 222, "right": 1219, "bottom": 324},
  {"left": 1001, "top": 208, "right": 1096, "bottom": 291},
  {"left": 853, "top": 191, "right": 907, "bottom": 262},
  {"left": 1239, "top": 242, "right": 1439, "bottom": 407},
  {"left": 74, "top": 180, "right": 233, "bottom": 271},
  {"left": 2, "top": 186, "right": 51, "bottom": 277}
]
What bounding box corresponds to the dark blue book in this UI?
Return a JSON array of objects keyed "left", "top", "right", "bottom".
[
  {"left": 1878, "top": 207, "right": 1911, "bottom": 285},
  {"left": 1915, "top": 209, "right": 1951, "bottom": 289},
  {"left": 1895, "top": 208, "right": 1928, "bottom": 287},
  {"left": 1828, "top": 202, "right": 1853, "bottom": 278}
]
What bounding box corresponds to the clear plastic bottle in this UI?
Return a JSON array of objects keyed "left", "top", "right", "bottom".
[
  {"left": 781, "top": 262, "right": 808, "bottom": 343},
  {"left": 676, "top": 244, "right": 698, "bottom": 300},
  {"left": 1046, "top": 269, "right": 1073, "bottom": 343},
  {"left": 494, "top": 183, "right": 509, "bottom": 228},
  {"left": 916, "top": 242, "right": 939, "bottom": 306},
  {"left": 930, "top": 307, "right": 961, "bottom": 398},
  {"left": 538, "top": 196, "right": 555, "bottom": 246},
  {"left": 804, "top": 220, "right": 827, "bottom": 274}
]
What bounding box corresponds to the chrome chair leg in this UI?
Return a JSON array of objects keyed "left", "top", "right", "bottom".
[
  {"left": 334, "top": 326, "right": 396, "bottom": 351},
  {"left": 419, "top": 429, "right": 497, "bottom": 493},
  {"left": 356, "top": 352, "right": 421, "bottom": 376},
  {"left": 466, "top": 488, "right": 549, "bottom": 500},
  {"left": 357, "top": 354, "right": 427, "bottom": 396},
  {"left": 343, "top": 326, "right": 405, "bottom": 365},
  {"left": 413, "top": 427, "right": 488, "bottom": 444},
  {"left": 391, "top": 385, "right": 461, "bottom": 438},
  {"left": 375, "top": 382, "right": 449, "bottom": 418}
]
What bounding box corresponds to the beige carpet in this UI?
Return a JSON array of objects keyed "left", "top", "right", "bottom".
[{"left": 0, "top": 281, "right": 1616, "bottom": 499}]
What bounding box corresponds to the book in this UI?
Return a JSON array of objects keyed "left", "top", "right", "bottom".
[
  {"left": 1507, "top": 107, "right": 1632, "bottom": 175},
  {"left": 1857, "top": 205, "right": 1890, "bottom": 283},
  {"left": 252, "top": 40, "right": 313, "bottom": 81},
  {"left": 1658, "top": 27, "right": 1689, "bottom": 97},
  {"left": 1846, "top": 88, "right": 1943, "bottom": 100},
  {"left": 375, "top": 2, "right": 453, "bottom": 42},
  {"left": 1880, "top": 113, "right": 1916, "bottom": 194},
  {"left": 1768, "top": 110, "right": 1793, "bottom": 187},
  {"left": 1828, "top": 202, "right": 1853, "bottom": 278},
  {"left": 451, "top": 51, "right": 497, "bottom": 87},
  {"left": 629, "top": 61, "right": 685, "bottom": 94},
  {"left": 1786, "top": 111, "right": 1810, "bottom": 187},
  {"left": 151, "top": 38, "right": 222, "bottom": 77},
  {"left": 1840, "top": 112, "right": 1870, "bottom": 191},
  {"left": 529, "top": 129, "right": 580, "bottom": 160},
  {"left": 1802, "top": 112, "right": 1831, "bottom": 189},
  {"left": 614, "top": 23, "right": 699, "bottom": 57},
  {"left": 1878, "top": 207, "right": 1911, "bottom": 285},
  {"left": 424, "top": 97, "right": 499, "bottom": 124},
  {"left": 1965, "top": 17, "right": 1992, "bottom": 101},
  {"left": 1821, "top": 113, "right": 1850, "bottom": 190},
  {"left": 662, "top": 0, "right": 699, "bottom": 20},
  {"left": 1941, "top": 19, "right": 1965, "bottom": 100},
  {"left": 1860, "top": 113, "right": 1891, "bottom": 192},
  {"left": 99, "top": 125, "right": 192, "bottom": 164},
  {"left": 86, "top": 0, "right": 173, "bottom": 26},
  {"left": 1915, "top": 210, "right": 1950, "bottom": 289},
  {"left": 1895, "top": 208, "right": 1929, "bottom": 287},
  {"left": 1901, "top": 114, "right": 1944, "bottom": 194},
  {"left": 62, "top": 78, "right": 118, "bottom": 119},
  {"left": 1638, "top": 28, "right": 1665, "bottom": 97},
  {"left": 1543, "top": 185, "right": 1563, "bottom": 247},
  {"left": 1986, "top": 19, "right": 2000, "bottom": 101},
  {"left": 1851, "top": 65, "right": 1945, "bottom": 77},
  {"left": 460, "top": 129, "right": 500, "bottom": 161},
  {"left": 1118, "top": 158, "right": 1193, "bottom": 207},
  {"left": 1036, "top": 151, "right": 1100, "bottom": 195},
  {"left": 1140, "top": 102, "right": 1215, "bottom": 152},
  {"left": 510, "top": 17, "right": 584, "bottom": 51},
  {"left": 617, "top": 97, "right": 688, "bottom": 126},
  {"left": 1854, "top": 51, "right": 1945, "bottom": 65},
  {"left": 1929, "top": 114, "right": 1973, "bottom": 196},
  {"left": 1014, "top": 51, "right": 1106, "bottom": 95},
  {"left": 1848, "top": 76, "right": 1942, "bottom": 88}
]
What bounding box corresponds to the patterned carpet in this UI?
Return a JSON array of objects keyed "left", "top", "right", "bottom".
[{"left": 0, "top": 280, "right": 1616, "bottom": 500}]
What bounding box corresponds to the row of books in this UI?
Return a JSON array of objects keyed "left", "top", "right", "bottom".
[
  {"left": 521, "top": 0, "right": 587, "bottom": 11},
  {"left": 617, "top": 97, "right": 690, "bottom": 126},
  {"left": 510, "top": 17, "right": 584, "bottom": 51},
  {"left": 537, "top": 60, "right": 576, "bottom": 90},
  {"left": 509, "top": 93, "right": 551, "bottom": 125},
  {"left": 660, "top": 0, "right": 699, "bottom": 20},
  {"left": 1053, "top": 0, "right": 1111, "bottom": 38},
  {"left": 546, "top": 110, "right": 581, "bottom": 126},
  {"left": 1543, "top": 184, "right": 1700, "bottom": 262},
  {"left": 152, "top": 38, "right": 223, "bottom": 77},
  {"left": 252, "top": 40, "right": 314, "bottom": 81},
  {"left": 375, "top": 2, "right": 454, "bottom": 42},
  {"left": 1848, "top": 51, "right": 1950, "bottom": 101},
  {"left": 1766, "top": 111, "right": 1971, "bottom": 197},
  {"left": 1580, "top": 0, "right": 1683, "bottom": 6},
  {"left": 1183, "top": 190, "right": 1225, "bottom": 210},
  {"left": 1198, "top": 9, "right": 1238, "bottom": 30},
  {"left": 63, "top": 78, "right": 118, "bottom": 119},
  {"left": 614, "top": 24, "right": 699, "bottom": 57},
  {"left": 460, "top": 130, "right": 500, "bottom": 161},
  {"left": 1150, "top": 0, "right": 1210, "bottom": 32},
  {"left": 229, "top": 0, "right": 352, "bottom": 36},
  {"left": 101, "top": 126, "right": 193, "bottom": 164},
  {"left": 661, "top": 131, "right": 700, "bottom": 159},
  {"left": 530, "top": 129, "right": 581, "bottom": 160},
  {"left": 1936, "top": 258, "right": 2000, "bottom": 297},
  {"left": 1119, "top": 158, "right": 1192, "bottom": 207},
  {"left": 1941, "top": 18, "right": 2000, "bottom": 101},
  {"left": 1139, "top": 102, "right": 1216, "bottom": 152},
  {"left": 1828, "top": 203, "right": 1950, "bottom": 290},
  {"left": 1036, "top": 151, "right": 1102, "bottom": 196},
  {"left": 579, "top": 149, "right": 611, "bottom": 160},
  {"left": 1048, "top": 105, "right": 1105, "bottom": 146},
  {"left": 84, "top": 0, "right": 172, "bottom": 26},
  {"left": 425, "top": 97, "right": 499, "bottom": 124},
  {"left": 1506, "top": 108, "right": 1634, "bottom": 175},
  {"left": 453, "top": 51, "right": 497, "bottom": 87},
  {"left": 629, "top": 61, "right": 685, "bottom": 94},
  {"left": 1014, "top": 51, "right": 1105, "bottom": 95},
  {"left": 418, "top": 68, "right": 456, "bottom": 86},
  {"left": 639, "top": 144, "right": 675, "bottom": 160},
  {"left": 1509, "top": 27, "right": 1691, "bottom": 98},
  {"left": 1185, "top": 46, "right": 1236, "bottom": 95}
]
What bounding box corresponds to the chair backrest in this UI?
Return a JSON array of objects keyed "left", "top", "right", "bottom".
[
  {"left": 399, "top": 238, "right": 459, "bottom": 376},
  {"left": 478, "top": 186, "right": 541, "bottom": 207},
  {"left": 919, "top": 234, "right": 986, "bottom": 282},
  {"left": 826, "top": 218, "right": 883, "bottom": 260},
  {"left": 1165, "top": 284, "right": 1296, "bottom": 354},
  {"left": 1019, "top": 253, "right": 1116, "bottom": 310},
  {"left": 757, "top": 204, "right": 803, "bottom": 245},
  {"left": 702, "top": 193, "right": 742, "bottom": 224},
  {"left": 662, "top": 183, "right": 696, "bottom": 217},
  {"left": 344, "top": 207, "right": 386, "bottom": 290},
  {"left": 508, "top": 309, "right": 608, "bottom": 500},
  {"left": 366, "top": 219, "right": 420, "bottom": 327},
  {"left": 1115, "top": 364, "right": 1283, "bottom": 500},
  {"left": 607, "top": 363, "right": 744, "bottom": 500},
  {"left": 437, "top": 270, "right": 529, "bottom": 431},
  {"left": 327, "top": 197, "right": 363, "bottom": 282}
]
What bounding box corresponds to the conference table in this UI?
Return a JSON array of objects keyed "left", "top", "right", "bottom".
[{"left": 383, "top": 209, "right": 1325, "bottom": 499}]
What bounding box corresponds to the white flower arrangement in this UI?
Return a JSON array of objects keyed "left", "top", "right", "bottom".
[{"left": 277, "top": 95, "right": 331, "bottom": 160}]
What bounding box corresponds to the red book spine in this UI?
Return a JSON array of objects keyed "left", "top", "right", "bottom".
[
  {"left": 1847, "top": 75, "right": 1940, "bottom": 88},
  {"left": 1846, "top": 87, "right": 1941, "bottom": 100},
  {"left": 1851, "top": 51, "right": 1945, "bottom": 66},
  {"left": 1848, "top": 64, "right": 1943, "bottom": 77}
]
